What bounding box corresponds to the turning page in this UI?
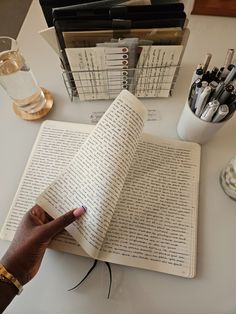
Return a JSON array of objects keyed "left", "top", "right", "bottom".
[{"left": 37, "top": 90, "right": 147, "bottom": 258}]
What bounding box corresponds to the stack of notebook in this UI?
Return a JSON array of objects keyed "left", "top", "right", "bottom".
[{"left": 39, "top": 0, "right": 190, "bottom": 100}]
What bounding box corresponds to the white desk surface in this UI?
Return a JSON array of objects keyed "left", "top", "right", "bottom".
[{"left": 1, "top": 2, "right": 236, "bottom": 313}]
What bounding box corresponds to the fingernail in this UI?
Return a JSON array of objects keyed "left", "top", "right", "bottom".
[
  {"left": 81, "top": 205, "right": 87, "bottom": 212},
  {"left": 73, "top": 207, "right": 86, "bottom": 218}
]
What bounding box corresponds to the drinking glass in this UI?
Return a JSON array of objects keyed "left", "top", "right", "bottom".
[
  {"left": 220, "top": 156, "right": 236, "bottom": 201},
  {"left": 0, "top": 36, "right": 46, "bottom": 113}
]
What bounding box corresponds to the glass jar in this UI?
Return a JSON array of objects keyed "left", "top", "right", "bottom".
[{"left": 220, "top": 156, "right": 236, "bottom": 201}]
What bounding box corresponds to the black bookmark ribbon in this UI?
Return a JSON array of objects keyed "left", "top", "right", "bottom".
[{"left": 68, "top": 260, "right": 112, "bottom": 299}]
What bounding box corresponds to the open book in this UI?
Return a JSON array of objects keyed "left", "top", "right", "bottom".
[{"left": 0, "top": 90, "right": 200, "bottom": 278}]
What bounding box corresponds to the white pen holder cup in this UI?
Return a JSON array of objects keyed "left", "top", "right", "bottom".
[{"left": 177, "top": 101, "right": 226, "bottom": 144}]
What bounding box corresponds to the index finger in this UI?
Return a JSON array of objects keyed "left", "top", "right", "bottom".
[{"left": 41, "top": 207, "right": 86, "bottom": 239}]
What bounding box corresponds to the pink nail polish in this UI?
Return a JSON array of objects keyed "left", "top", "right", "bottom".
[{"left": 73, "top": 207, "right": 85, "bottom": 218}]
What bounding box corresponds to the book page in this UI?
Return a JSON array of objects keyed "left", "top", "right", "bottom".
[
  {"left": 98, "top": 134, "right": 200, "bottom": 278},
  {"left": 37, "top": 90, "right": 147, "bottom": 259},
  {"left": 0, "top": 121, "right": 93, "bottom": 257}
]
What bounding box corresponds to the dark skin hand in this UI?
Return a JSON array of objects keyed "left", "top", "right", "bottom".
[{"left": 0, "top": 205, "right": 85, "bottom": 313}]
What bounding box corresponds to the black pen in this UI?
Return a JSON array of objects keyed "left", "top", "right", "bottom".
[
  {"left": 191, "top": 68, "right": 204, "bottom": 84},
  {"left": 225, "top": 91, "right": 236, "bottom": 105},
  {"left": 209, "top": 67, "right": 219, "bottom": 82},
  {"left": 218, "top": 84, "right": 234, "bottom": 104},
  {"left": 189, "top": 78, "right": 201, "bottom": 111},
  {"left": 228, "top": 64, "right": 235, "bottom": 71},
  {"left": 189, "top": 78, "right": 201, "bottom": 98},
  {"left": 222, "top": 100, "right": 236, "bottom": 121},
  {"left": 215, "top": 68, "right": 223, "bottom": 81},
  {"left": 202, "top": 70, "right": 210, "bottom": 82},
  {"left": 190, "top": 80, "right": 202, "bottom": 111}
]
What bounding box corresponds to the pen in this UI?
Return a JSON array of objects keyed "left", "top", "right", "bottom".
[
  {"left": 202, "top": 70, "right": 210, "bottom": 82},
  {"left": 191, "top": 67, "right": 204, "bottom": 84},
  {"left": 222, "top": 64, "right": 235, "bottom": 79},
  {"left": 220, "top": 64, "right": 233, "bottom": 80},
  {"left": 228, "top": 64, "right": 235, "bottom": 71},
  {"left": 222, "top": 101, "right": 236, "bottom": 121},
  {"left": 197, "top": 80, "right": 209, "bottom": 97},
  {"left": 197, "top": 63, "right": 203, "bottom": 69},
  {"left": 220, "top": 51, "right": 235, "bottom": 79},
  {"left": 225, "top": 91, "right": 236, "bottom": 105},
  {"left": 209, "top": 67, "right": 219, "bottom": 82},
  {"left": 188, "top": 78, "right": 201, "bottom": 108},
  {"left": 194, "top": 82, "right": 206, "bottom": 108},
  {"left": 217, "top": 67, "right": 225, "bottom": 80},
  {"left": 195, "top": 85, "right": 212, "bottom": 117},
  {"left": 201, "top": 81, "right": 209, "bottom": 88},
  {"left": 208, "top": 80, "right": 218, "bottom": 95},
  {"left": 218, "top": 84, "right": 234, "bottom": 104},
  {"left": 200, "top": 99, "right": 220, "bottom": 122},
  {"left": 220, "top": 68, "right": 229, "bottom": 80},
  {"left": 224, "top": 66, "right": 236, "bottom": 85},
  {"left": 202, "top": 53, "right": 212, "bottom": 73},
  {"left": 212, "top": 104, "right": 229, "bottom": 122},
  {"left": 189, "top": 50, "right": 236, "bottom": 123},
  {"left": 211, "top": 81, "right": 225, "bottom": 100},
  {"left": 190, "top": 80, "right": 202, "bottom": 110},
  {"left": 224, "top": 49, "right": 235, "bottom": 68}
]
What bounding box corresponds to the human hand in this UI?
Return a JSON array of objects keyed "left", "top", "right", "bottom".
[{"left": 0, "top": 205, "right": 85, "bottom": 286}]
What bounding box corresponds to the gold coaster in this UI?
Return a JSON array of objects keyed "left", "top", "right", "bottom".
[{"left": 12, "top": 88, "right": 53, "bottom": 121}]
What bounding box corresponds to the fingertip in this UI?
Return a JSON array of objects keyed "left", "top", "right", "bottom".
[{"left": 73, "top": 206, "right": 86, "bottom": 218}]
